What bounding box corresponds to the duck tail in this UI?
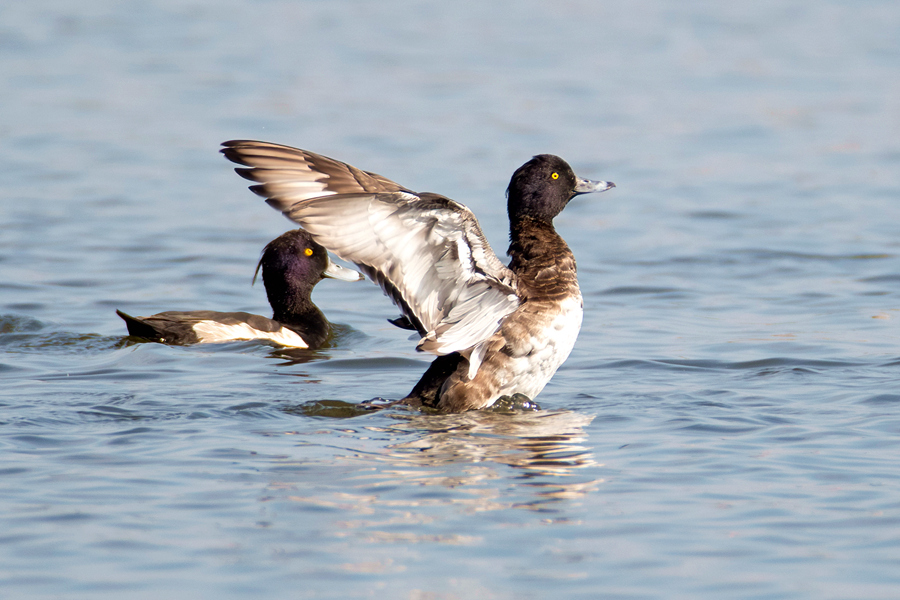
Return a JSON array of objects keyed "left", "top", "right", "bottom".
[{"left": 116, "top": 310, "right": 159, "bottom": 340}]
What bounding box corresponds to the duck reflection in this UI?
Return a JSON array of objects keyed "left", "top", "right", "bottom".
[
  {"left": 375, "top": 409, "right": 599, "bottom": 478},
  {"left": 265, "top": 323, "right": 365, "bottom": 366},
  {"left": 274, "top": 406, "right": 603, "bottom": 516},
  {"left": 371, "top": 410, "right": 603, "bottom": 510}
]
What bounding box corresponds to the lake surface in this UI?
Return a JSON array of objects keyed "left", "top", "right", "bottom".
[{"left": 2, "top": 0, "right": 900, "bottom": 598}]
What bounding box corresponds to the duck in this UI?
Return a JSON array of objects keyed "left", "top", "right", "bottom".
[
  {"left": 221, "top": 140, "right": 614, "bottom": 411},
  {"left": 117, "top": 228, "right": 362, "bottom": 348}
]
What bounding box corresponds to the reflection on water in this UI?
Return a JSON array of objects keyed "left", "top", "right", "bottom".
[
  {"left": 378, "top": 409, "right": 598, "bottom": 476},
  {"left": 271, "top": 408, "right": 603, "bottom": 521},
  {"left": 266, "top": 323, "right": 365, "bottom": 367}
]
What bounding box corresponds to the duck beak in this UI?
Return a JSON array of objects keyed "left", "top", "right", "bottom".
[
  {"left": 323, "top": 256, "right": 364, "bottom": 281},
  {"left": 574, "top": 177, "right": 615, "bottom": 195}
]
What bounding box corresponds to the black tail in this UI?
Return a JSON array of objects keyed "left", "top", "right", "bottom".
[{"left": 116, "top": 310, "right": 160, "bottom": 340}]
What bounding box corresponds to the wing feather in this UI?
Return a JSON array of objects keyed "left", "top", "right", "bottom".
[
  {"left": 222, "top": 140, "right": 520, "bottom": 356},
  {"left": 222, "top": 139, "right": 407, "bottom": 202}
]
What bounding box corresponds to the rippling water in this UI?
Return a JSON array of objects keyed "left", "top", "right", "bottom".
[{"left": 2, "top": 0, "right": 900, "bottom": 598}]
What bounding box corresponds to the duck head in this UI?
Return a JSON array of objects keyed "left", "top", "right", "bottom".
[
  {"left": 255, "top": 229, "right": 362, "bottom": 300},
  {"left": 507, "top": 154, "right": 614, "bottom": 224}
]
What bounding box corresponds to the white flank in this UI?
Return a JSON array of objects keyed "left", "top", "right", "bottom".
[
  {"left": 496, "top": 292, "right": 584, "bottom": 402},
  {"left": 192, "top": 321, "right": 308, "bottom": 348}
]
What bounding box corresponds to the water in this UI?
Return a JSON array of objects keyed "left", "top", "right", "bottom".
[{"left": 2, "top": 0, "right": 900, "bottom": 598}]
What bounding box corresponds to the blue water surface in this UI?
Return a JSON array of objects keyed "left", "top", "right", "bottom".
[{"left": 2, "top": 1, "right": 900, "bottom": 598}]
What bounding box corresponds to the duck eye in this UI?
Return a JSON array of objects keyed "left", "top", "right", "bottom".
[
  {"left": 551, "top": 172, "right": 559, "bottom": 180},
  {"left": 304, "top": 248, "right": 314, "bottom": 257}
]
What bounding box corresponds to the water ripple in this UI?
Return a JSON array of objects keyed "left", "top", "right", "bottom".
[{"left": 592, "top": 357, "right": 865, "bottom": 372}]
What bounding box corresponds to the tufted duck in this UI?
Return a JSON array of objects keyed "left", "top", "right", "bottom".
[
  {"left": 117, "top": 228, "right": 362, "bottom": 348},
  {"left": 221, "top": 141, "right": 614, "bottom": 411}
]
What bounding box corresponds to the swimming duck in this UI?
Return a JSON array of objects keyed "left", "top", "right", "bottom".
[
  {"left": 117, "top": 228, "right": 362, "bottom": 348},
  {"left": 221, "top": 140, "right": 614, "bottom": 411}
]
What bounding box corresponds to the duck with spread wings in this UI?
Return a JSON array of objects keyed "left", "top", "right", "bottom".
[{"left": 221, "top": 140, "right": 614, "bottom": 412}]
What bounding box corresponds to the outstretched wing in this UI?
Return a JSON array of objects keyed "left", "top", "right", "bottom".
[
  {"left": 221, "top": 140, "right": 519, "bottom": 356},
  {"left": 221, "top": 139, "right": 408, "bottom": 196}
]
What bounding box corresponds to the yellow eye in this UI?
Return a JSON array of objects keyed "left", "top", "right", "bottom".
[
  {"left": 304, "top": 248, "right": 314, "bottom": 257},
  {"left": 551, "top": 172, "right": 559, "bottom": 180}
]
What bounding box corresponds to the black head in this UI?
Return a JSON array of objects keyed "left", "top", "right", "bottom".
[
  {"left": 255, "top": 229, "right": 361, "bottom": 307},
  {"left": 256, "top": 229, "right": 329, "bottom": 292},
  {"left": 507, "top": 154, "right": 614, "bottom": 224}
]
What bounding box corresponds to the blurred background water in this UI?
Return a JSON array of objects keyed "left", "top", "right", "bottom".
[{"left": 2, "top": 0, "right": 900, "bottom": 598}]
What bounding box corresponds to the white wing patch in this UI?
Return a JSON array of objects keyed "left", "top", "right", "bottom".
[
  {"left": 283, "top": 193, "right": 519, "bottom": 356},
  {"left": 192, "top": 321, "right": 309, "bottom": 348}
]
